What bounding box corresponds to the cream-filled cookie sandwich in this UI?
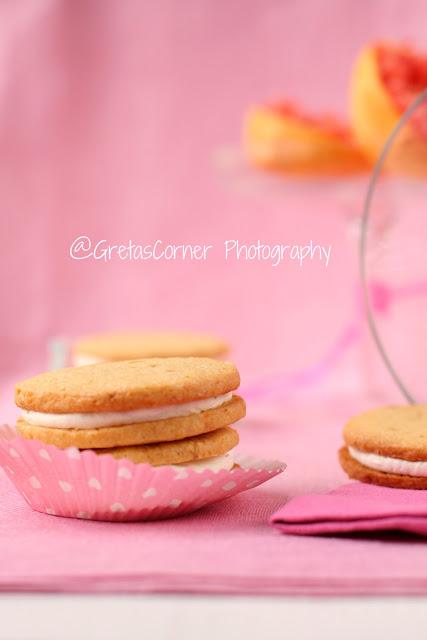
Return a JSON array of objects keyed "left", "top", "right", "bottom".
[
  {"left": 15, "top": 358, "right": 245, "bottom": 469},
  {"left": 72, "top": 331, "right": 229, "bottom": 366},
  {"left": 339, "top": 405, "right": 427, "bottom": 489}
]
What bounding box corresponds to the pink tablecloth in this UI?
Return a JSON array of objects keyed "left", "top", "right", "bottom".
[{"left": 1, "top": 384, "right": 427, "bottom": 596}]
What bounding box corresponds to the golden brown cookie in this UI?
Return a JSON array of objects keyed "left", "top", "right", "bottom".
[
  {"left": 73, "top": 331, "right": 229, "bottom": 362},
  {"left": 96, "top": 426, "right": 239, "bottom": 465},
  {"left": 339, "top": 447, "right": 427, "bottom": 490},
  {"left": 15, "top": 357, "right": 240, "bottom": 413},
  {"left": 343, "top": 404, "right": 427, "bottom": 460},
  {"left": 16, "top": 395, "right": 245, "bottom": 449}
]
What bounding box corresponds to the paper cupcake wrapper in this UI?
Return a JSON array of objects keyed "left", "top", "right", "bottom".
[{"left": 0, "top": 426, "right": 286, "bottom": 521}]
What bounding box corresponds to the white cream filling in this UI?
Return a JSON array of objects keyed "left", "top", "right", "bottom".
[
  {"left": 349, "top": 446, "right": 427, "bottom": 478},
  {"left": 72, "top": 353, "right": 104, "bottom": 366},
  {"left": 171, "top": 454, "right": 234, "bottom": 473},
  {"left": 21, "top": 392, "right": 233, "bottom": 430}
]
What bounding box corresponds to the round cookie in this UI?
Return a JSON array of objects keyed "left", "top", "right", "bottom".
[
  {"left": 15, "top": 357, "right": 240, "bottom": 413},
  {"left": 96, "top": 426, "right": 239, "bottom": 465},
  {"left": 73, "top": 331, "right": 229, "bottom": 363},
  {"left": 339, "top": 447, "right": 427, "bottom": 490},
  {"left": 343, "top": 404, "right": 427, "bottom": 461},
  {"left": 16, "top": 395, "right": 245, "bottom": 449},
  {"left": 340, "top": 405, "right": 427, "bottom": 489}
]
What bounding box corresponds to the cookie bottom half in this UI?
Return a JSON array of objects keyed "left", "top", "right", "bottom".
[
  {"left": 339, "top": 447, "right": 427, "bottom": 490},
  {"left": 96, "top": 426, "right": 239, "bottom": 465}
]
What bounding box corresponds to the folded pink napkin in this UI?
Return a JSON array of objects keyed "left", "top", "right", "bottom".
[{"left": 271, "top": 482, "right": 427, "bottom": 536}]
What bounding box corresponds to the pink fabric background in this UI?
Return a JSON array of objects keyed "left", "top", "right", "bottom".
[
  {"left": 1, "top": 0, "right": 427, "bottom": 383},
  {"left": 1, "top": 0, "right": 427, "bottom": 596}
]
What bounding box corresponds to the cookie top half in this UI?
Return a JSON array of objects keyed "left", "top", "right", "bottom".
[
  {"left": 343, "top": 404, "right": 427, "bottom": 460},
  {"left": 15, "top": 357, "right": 240, "bottom": 414},
  {"left": 73, "top": 331, "right": 229, "bottom": 360}
]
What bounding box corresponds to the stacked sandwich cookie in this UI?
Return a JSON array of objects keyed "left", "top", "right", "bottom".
[
  {"left": 1, "top": 356, "right": 285, "bottom": 521},
  {"left": 15, "top": 358, "right": 245, "bottom": 470}
]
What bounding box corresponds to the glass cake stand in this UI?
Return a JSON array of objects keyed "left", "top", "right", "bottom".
[{"left": 213, "top": 138, "right": 427, "bottom": 403}]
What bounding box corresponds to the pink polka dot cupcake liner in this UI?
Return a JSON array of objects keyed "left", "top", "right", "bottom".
[{"left": 0, "top": 426, "right": 286, "bottom": 521}]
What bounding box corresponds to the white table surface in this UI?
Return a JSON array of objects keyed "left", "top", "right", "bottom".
[{"left": 0, "top": 595, "right": 424, "bottom": 639}]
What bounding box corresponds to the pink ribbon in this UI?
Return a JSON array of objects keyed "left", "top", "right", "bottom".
[{"left": 242, "top": 280, "right": 427, "bottom": 400}]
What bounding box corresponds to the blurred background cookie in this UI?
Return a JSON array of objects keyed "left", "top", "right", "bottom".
[{"left": 72, "top": 331, "right": 230, "bottom": 366}]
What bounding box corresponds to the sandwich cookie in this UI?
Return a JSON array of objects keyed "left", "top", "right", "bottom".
[
  {"left": 15, "top": 358, "right": 245, "bottom": 468},
  {"left": 340, "top": 405, "right": 427, "bottom": 489},
  {"left": 4, "top": 358, "right": 286, "bottom": 522},
  {"left": 96, "top": 427, "right": 239, "bottom": 465},
  {"left": 72, "top": 331, "right": 229, "bottom": 366}
]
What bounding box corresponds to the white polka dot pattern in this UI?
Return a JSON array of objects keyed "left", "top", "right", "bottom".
[
  {"left": 110, "top": 502, "right": 126, "bottom": 513},
  {"left": 59, "top": 480, "right": 72, "bottom": 493},
  {"left": 0, "top": 425, "right": 286, "bottom": 522},
  {"left": 76, "top": 511, "right": 91, "bottom": 519},
  {"left": 88, "top": 477, "right": 102, "bottom": 491},
  {"left": 29, "top": 476, "right": 42, "bottom": 489},
  {"left": 118, "top": 467, "right": 132, "bottom": 479},
  {"left": 67, "top": 448, "right": 80, "bottom": 459},
  {"left": 174, "top": 469, "right": 189, "bottom": 480}
]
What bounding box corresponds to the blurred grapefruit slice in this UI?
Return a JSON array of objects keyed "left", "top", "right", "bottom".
[
  {"left": 244, "top": 102, "right": 371, "bottom": 177},
  {"left": 350, "top": 42, "right": 427, "bottom": 176}
]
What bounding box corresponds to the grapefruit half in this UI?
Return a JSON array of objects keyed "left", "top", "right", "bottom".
[
  {"left": 350, "top": 42, "right": 427, "bottom": 176},
  {"left": 244, "top": 102, "right": 371, "bottom": 177}
]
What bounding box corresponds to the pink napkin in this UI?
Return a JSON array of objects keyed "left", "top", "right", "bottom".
[{"left": 271, "top": 483, "right": 427, "bottom": 536}]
